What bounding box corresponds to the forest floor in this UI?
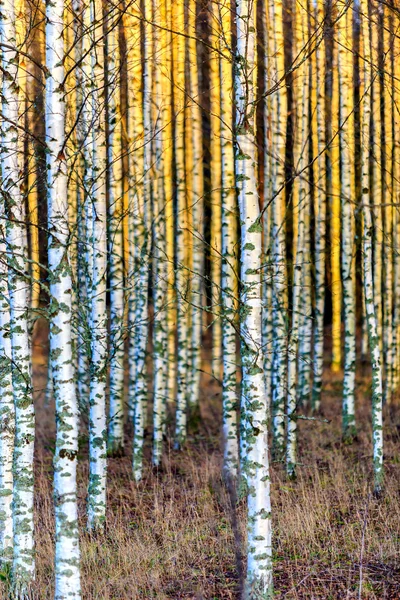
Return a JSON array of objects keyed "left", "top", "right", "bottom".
[{"left": 1, "top": 324, "right": 400, "bottom": 599}]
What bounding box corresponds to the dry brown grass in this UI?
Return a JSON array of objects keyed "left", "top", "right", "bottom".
[{"left": 1, "top": 339, "right": 400, "bottom": 599}]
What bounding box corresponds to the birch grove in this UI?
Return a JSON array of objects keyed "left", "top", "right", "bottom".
[{"left": 1, "top": 0, "right": 400, "bottom": 596}]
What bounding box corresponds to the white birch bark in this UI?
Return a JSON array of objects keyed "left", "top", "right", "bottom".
[
  {"left": 311, "top": 0, "right": 326, "bottom": 411},
  {"left": 370, "top": 0, "right": 383, "bottom": 358},
  {"left": 87, "top": 0, "right": 108, "bottom": 528},
  {"left": 382, "top": 5, "right": 394, "bottom": 402},
  {"left": 209, "top": 1, "right": 223, "bottom": 381},
  {"left": 269, "top": 0, "right": 287, "bottom": 461},
  {"left": 132, "top": 0, "right": 152, "bottom": 479},
  {"left": 287, "top": 0, "right": 309, "bottom": 478},
  {"left": 126, "top": 3, "right": 144, "bottom": 432},
  {"left": 77, "top": 0, "right": 94, "bottom": 413},
  {"left": 45, "top": 0, "right": 81, "bottom": 593},
  {"left": 162, "top": 0, "right": 176, "bottom": 407},
  {"left": 152, "top": 0, "right": 169, "bottom": 466},
  {"left": 235, "top": 0, "right": 273, "bottom": 595},
  {"left": 107, "top": 6, "right": 125, "bottom": 455},
  {"left": 337, "top": 3, "right": 356, "bottom": 439},
  {"left": 262, "top": 0, "right": 273, "bottom": 413},
  {"left": 392, "top": 10, "right": 400, "bottom": 395},
  {"left": 297, "top": 210, "right": 312, "bottom": 408},
  {"left": 220, "top": 0, "right": 239, "bottom": 480},
  {"left": 187, "top": 0, "right": 204, "bottom": 407},
  {"left": 126, "top": 2, "right": 143, "bottom": 423},
  {"left": 1, "top": 0, "right": 35, "bottom": 590},
  {"left": 173, "top": 0, "right": 188, "bottom": 449},
  {"left": 70, "top": 0, "right": 90, "bottom": 413},
  {"left": 360, "top": 0, "right": 383, "bottom": 493},
  {"left": 0, "top": 140, "right": 14, "bottom": 566}
]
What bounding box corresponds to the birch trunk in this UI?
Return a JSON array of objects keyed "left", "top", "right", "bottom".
[
  {"left": 174, "top": 0, "right": 188, "bottom": 449},
  {"left": 371, "top": 0, "right": 383, "bottom": 358},
  {"left": 87, "top": 0, "right": 108, "bottom": 528},
  {"left": 163, "top": 0, "right": 176, "bottom": 406},
  {"left": 107, "top": 6, "right": 125, "bottom": 456},
  {"left": 338, "top": 2, "right": 356, "bottom": 440},
  {"left": 262, "top": 0, "right": 273, "bottom": 413},
  {"left": 311, "top": 0, "right": 327, "bottom": 411},
  {"left": 132, "top": 0, "right": 152, "bottom": 479},
  {"left": 210, "top": 2, "right": 222, "bottom": 380},
  {"left": 220, "top": 0, "right": 239, "bottom": 480},
  {"left": 235, "top": 0, "right": 273, "bottom": 594},
  {"left": 76, "top": 0, "right": 91, "bottom": 411},
  {"left": 393, "top": 8, "right": 400, "bottom": 396},
  {"left": 152, "top": 0, "right": 169, "bottom": 466},
  {"left": 0, "top": 115, "right": 14, "bottom": 565},
  {"left": 330, "top": 10, "right": 342, "bottom": 374},
  {"left": 126, "top": 1, "right": 143, "bottom": 423},
  {"left": 269, "top": 0, "right": 287, "bottom": 461},
  {"left": 287, "top": 0, "right": 309, "bottom": 478},
  {"left": 382, "top": 4, "right": 394, "bottom": 402},
  {"left": 360, "top": 0, "right": 383, "bottom": 493},
  {"left": 187, "top": 0, "right": 204, "bottom": 406},
  {"left": 1, "top": 0, "right": 35, "bottom": 590},
  {"left": 46, "top": 0, "right": 81, "bottom": 593}
]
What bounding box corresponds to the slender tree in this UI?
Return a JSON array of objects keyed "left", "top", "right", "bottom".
[
  {"left": 173, "top": 0, "right": 189, "bottom": 449},
  {"left": 359, "top": 0, "right": 383, "bottom": 493},
  {"left": 126, "top": 0, "right": 143, "bottom": 424},
  {"left": 210, "top": 0, "right": 223, "bottom": 380},
  {"left": 235, "top": 0, "right": 273, "bottom": 594},
  {"left": 311, "top": 0, "right": 327, "bottom": 411},
  {"left": 107, "top": 4, "right": 126, "bottom": 456},
  {"left": 0, "top": 110, "right": 14, "bottom": 567},
  {"left": 187, "top": 0, "right": 204, "bottom": 406},
  {"left": 87, "top": 0, "right": 108, "bottom": 528},
  {"left": 152, "top": 0, "right": 169, "bottom": 466},
  {"left": 269, "top": 0, "right": 287, "bottom": 461},
  {"left": 382, "top": 2, "right": 394, "bottom": 402},
  {"left": 219, "top": 0, "right": 239, "bottom": 481},
  {"left": 132, "top": 0, "right": 152, "bottom": 480},
  {"left": 370, "top": 0, "right": 383, "bottom": 357},
  {"left": 45, "top": 0, "right": 81, "bottom": 593},
  {"left": 262, "top": 0, "right": 273, "bottom": 411},
  {"left": 1, "top": 0, "right": 35, "bottom": 591},
  {"left": 338, "top": 1, "right": 356, "bottom": 440},
  {"left": 287, "top": 0, "right": 310, "bottom": 478},
  {"left": 330, "top": 2, "right": 342, "bottom": 374}
]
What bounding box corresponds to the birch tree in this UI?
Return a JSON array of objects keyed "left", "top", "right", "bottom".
[
  {"left": 210, "top": 1, "right": 223, "bottom": 380},
  {"left": 87, "top": 0, "right": 108, "bottom": 528},
  {"left": 107, "top": 5, "right": 125, "bottom": 456},
  {"left": 330, "top": 4, "right": 342, "bottom": 375},
  {"left": 187, "top": 0, "right": 204, "bottom": 406},
  {"left": 132, "top": 0, "right": 152, "bottom": 480},
  {"left": 269, "top": 0, "right": 287, "bottom": 461},
  {"left": 235, "top": 0, "right": 273, "bottom": 594},
  {"left": 287, "top": 0, "right": 310, "bottom": 478},
  {"left": 152, "top": 0, "right": 169, "bottom": 466},
  {"left": 126, "top": 0, "right": 143, "bottom": 424},
  {"left": 219, "top": 0, "right": 239, "bottom": 481},
  {"left": 0, "top": 105, "right": 14, "bottom": 567},
  {"left": 1, "top": 0, "right": 35, "bottom": 590},
  {"left": 382, "top": 3, "right": 394, "bottom": 402},
  {"left": 359, "top": 0, "right": 383, "bottom": 494},
  {"left": 46, "top": 0, "right": 81, "bottom": 593},
  {"left": 311, "top": 0, "right": 326, "bottom": 411},
  {"left": 337, "top": 1, "right": 356, "bottom": 440},
  {"left": 173, "top": 0, "right": 188, "bottom": 449},
  {"left": 370, "top": 0, "right": 383, "bottom": 357}
]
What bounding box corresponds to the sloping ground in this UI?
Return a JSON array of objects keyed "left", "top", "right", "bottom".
[{"left": 1, "top": 329, "right": 400, "bottom": 598}]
